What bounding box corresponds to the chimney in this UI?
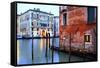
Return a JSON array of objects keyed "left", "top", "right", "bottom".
[
  {"left": 37, "top": 8, "right": 40, "bottom": 11},
  {"left": 34, "top": 8, "right": 36, "bottom": 10}
]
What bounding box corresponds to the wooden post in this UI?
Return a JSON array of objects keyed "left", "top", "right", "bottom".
[
  {"left": 45, "top": 32, "right": 48, "bottom": 57},
  {"left": 69, "top": 33, "right": 71, "bottom": 62},
  {"left": 83, "top": 33, "right": 85, "bottom": 61},
  {"left": 48, "top": 33, "right": 50, "bottom": 48}
]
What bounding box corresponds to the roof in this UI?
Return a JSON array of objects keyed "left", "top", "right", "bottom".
[{"left": 18, "top": 9, "right": 54, "bottom": 16}]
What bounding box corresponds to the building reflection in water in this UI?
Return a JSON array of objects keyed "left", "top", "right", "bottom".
[
  {"left": 17, "top": 39, "right": 33, "bottom": 64},
  {"left": 17, "top": 38, "right": 91, "bottom": 65}
]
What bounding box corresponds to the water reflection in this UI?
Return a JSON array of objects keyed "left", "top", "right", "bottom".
[
  {"left": 17, "top": 39, "right": 32, "bottom": 64},
  {"left": 17, "top": 38, "right": 88, "bottom": 65}
]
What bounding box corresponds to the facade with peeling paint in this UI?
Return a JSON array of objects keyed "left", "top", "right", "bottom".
[{"left": 59, "top": 6, "right": 96, "bottom": 54}]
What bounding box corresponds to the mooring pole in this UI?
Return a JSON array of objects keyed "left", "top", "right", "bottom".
[
  {"left": 45, "top": 32, "right": 48, "bottom": 57},
  {"left": 83, "top": 33, "right": 85, "bottom": 61},
  {"left": 49, "top": 33, "right": 50, "bottom": 48},
  {"left": 69, "top": 33, "right": 71, "bottom": 62}
]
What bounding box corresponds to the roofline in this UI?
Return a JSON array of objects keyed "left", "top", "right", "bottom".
[{"left": 18, "top": 9, "right": 54, "bottom": 16}]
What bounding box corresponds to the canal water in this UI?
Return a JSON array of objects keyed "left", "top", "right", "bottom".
[{"left": 17, "top": 38, "right": 90, "bottom": 65}]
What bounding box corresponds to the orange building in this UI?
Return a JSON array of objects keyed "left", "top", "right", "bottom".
[{"left": 59, "top": 6, "right": 97, "bottom": 54}]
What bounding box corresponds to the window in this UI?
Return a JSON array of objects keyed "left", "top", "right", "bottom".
[
  {"left": 20, "top": 17, "right": 24, "bottom": 23},
  {"left": 63, "top": 13, "right": 67, "bottom": 25},
  {"left": 48, "top": 29, "right": 49, "bottom": 31},
  {"left": 40, "top": 23, "right": 47, "bottom": 27},
  {"left": 88, "top": 7, "right": 95, "bottom": 23},
  {"left": 31, "top": 13, "right": 33, "bottom": 19},
  {"left": 31, "top": 22, "right": 33, "bottom": 25},
  {"left": 37, "top": 28, "right": 39, "bottom": 31},
  {"left": 84, "top": 35, "right": 90, "bottom": 42},
  {"left": 32, "top": 13, "right": 37, "bottom": 19},
  {"left": 25, "top": 15, "right": 30, "bottom": 21}
]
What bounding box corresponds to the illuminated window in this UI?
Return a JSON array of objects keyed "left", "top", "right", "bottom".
[{"left": 84, "top": 35, "right": 90, "bottom": 42}]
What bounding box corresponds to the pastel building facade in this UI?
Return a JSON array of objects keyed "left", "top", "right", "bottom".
[
  {"left": 17, "top": 8, "right": 54, "bottom": 37},
  {"left": 17, "top": 15, "right": 22, "bottom": 38}
]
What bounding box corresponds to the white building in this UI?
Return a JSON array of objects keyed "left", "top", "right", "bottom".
[
  {"left": 17, "top": 8, "right": 54, "bottom": 38},
  {"left": 17, "top": 15, "right": 22, "bottom": 38}
]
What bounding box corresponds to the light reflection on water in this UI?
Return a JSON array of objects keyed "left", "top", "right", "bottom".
[{"left": 17, "top": 38, "right": 88, "bottom": 65}]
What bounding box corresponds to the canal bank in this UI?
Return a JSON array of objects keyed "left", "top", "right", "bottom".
[{"left": 50, "top": 46, "right": 97, "bottom": 61}]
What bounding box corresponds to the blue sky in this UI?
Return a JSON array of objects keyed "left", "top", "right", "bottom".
[{"left": 17, "top": 3, "right": 59, "bottom": 16}]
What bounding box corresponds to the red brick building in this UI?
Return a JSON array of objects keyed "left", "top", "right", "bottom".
[{"left": 59, "top": 6, "right": 96, "bottom": 54}]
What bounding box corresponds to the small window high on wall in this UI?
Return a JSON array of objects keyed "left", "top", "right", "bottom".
[
  {"left": 88, "top": 7, "right": 96, "bottom": 23},
  {"left": 63, "top": 13, "right": 67, "bottom": 25}
]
